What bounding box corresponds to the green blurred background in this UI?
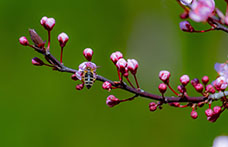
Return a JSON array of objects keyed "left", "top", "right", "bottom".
[{"left": 0, "top": 0, "right": 227, "bottom": 146}]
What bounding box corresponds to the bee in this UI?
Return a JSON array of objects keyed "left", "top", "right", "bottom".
[{"left": 82, "top": 66, "right": 97, "bottom": 89}]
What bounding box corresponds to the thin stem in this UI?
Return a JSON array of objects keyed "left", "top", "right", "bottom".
[
  {"left": 193, "top": 28, "right": 215, "bottom": 33},
  {"left": 47, "top": 31, "right": 51, "bottom": 51},
  {"left": 60, "top": 47, "right": 63, "bottom": 64},
  {"left": 120, "top": 95, "right": 138, "bottom": 102},
  {"left": 133, "top": 74, "right": 140, "bottom": 89},
  {"left": 126, "top": 77, "right": 135, "bottom": 89},
  {"left": 117, "top": 69, "right": 121, "bottom": 81},
  {"left": 167, "top": 84, "right": 179, "bottom": 96}
]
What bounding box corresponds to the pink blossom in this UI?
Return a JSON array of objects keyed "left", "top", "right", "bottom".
[
  {"left": 116, "top": 58, "right": 127, "bottom": 73},
  {"left": 76, "top": 61, "right": 97, "bottom": 80},
  {"left": 40, "top": 16, "right": 48, "bottom": 26},
  {"left": 191, "top": 110, "right": 198, "bottom": 119},
  {"left": 58, "top": 32, "right": 69, "bottom": 48},
  {"left": 127, "top": 59, "right": 138, "bottom": 74},
  {"left": 106, "top": 95, "right": 120, "bottom": 107},
  {"left": 214, "top": 63, "right": 228, "bottom": 80},
  {"left": 214, "top": 76, "right": 228, "bottom": 91},
  {"left": 179, "top": 21, "right": 194, "bottom": 32},
  {"left": 158, "top": 83, "right": 167, "bottom": 94},
  {"left": 19, "top": 36, "right": 29, "bottom": 46},
  {"left": 83, "top": 48, "right": 94, "bottom": 61},
  {"left": 189, "top": 0, "right": 215, "bottom": 22},
  {"left": 110, "top": 51, "right": 123, "bottom": 64},
  {"left": 159, "top": 70, "right": 171, "bottom": 83},
  {"left": 102, "top": 81, "right": 112, "bottom": 90},
  {"left": 41, "top": 17, "right": 55, "bottom": 31},
  {"left": 180, "top": 75, "right": 190, "bottom": 86}
]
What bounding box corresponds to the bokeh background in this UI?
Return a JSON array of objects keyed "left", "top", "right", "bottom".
[{"left": 0, "top": 0, "right": 228, "bottom": 146}]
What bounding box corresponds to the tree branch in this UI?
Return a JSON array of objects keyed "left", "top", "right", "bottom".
[{"left": 30, "top": 44, "right": 224, "bottom": 104}]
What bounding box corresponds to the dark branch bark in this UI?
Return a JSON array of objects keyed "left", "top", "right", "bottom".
[{"left": 30, "top": 45, "right": 221, "bottom": 104}]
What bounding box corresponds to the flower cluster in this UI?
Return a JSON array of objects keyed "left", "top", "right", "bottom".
[
  {"left": 19, "top": 16, "right": 228, "bottom": 123},
  {"left": 178, "top": 0, "right": 228, "bottom": 33}
]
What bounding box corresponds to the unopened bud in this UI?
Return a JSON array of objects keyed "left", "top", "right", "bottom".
[
  {"left": 71, "top": 74, "right": 78, "bottom": 81},
  {"left": 116, "top": 58, "right": 127, "bottom": 73},
  {"left": 110, "top": 51, "right": 123, "bottom": 64},
  {"left": 106, "top": 95, "right": 120, "bottom": 107},
  {"left": 159, "top": 70, "right": 171, "bottom": 84},
  {"left": 76, "top": 84, "right": 84, "bottom": 90},
  {"left": 179, "top": 21, "right": 194, "bottom": 32},
  {"left": 19, "top": 36, "right": 29, "bottom": 46},
  {"left": 194, "top": 83, "right": 204, "bottom": 93},
  {"left": 206, "top": 84, "right": 215, "bottom": 94},
  {"left": 127, "top": 59, "right": 138, "bottom": 75},
  {"left": 205, "top": 108, "right": 213, "bottom": 117},
  {"left": 58, "top": 32, "right": 69, "bottom": 48},
  {"left": 158, "top": 83, "right": 167, "bottom": 94},
  {"left": 102, "top": 81, "right": 112, "bottom": 90},
  {"left": 191, "top": 110, "right": 198, "bottom": 119},
  {"left": 149, "top": 102, "right": 157, "bottom": 112},
  {"left": 32, "top": 57, "right": 44, "bottom": 66},
  {"left": 40, "top": 16, "right": 48, "bottom": 26},
  {"left": 213, "top": 106, "right": 221, "bottom": 114},
  {"left": 83, "top": 48, "right": 93, "bottom": 61},
  {"left": 43, "top": 17, "right": 55, "bottom": 31},
  {"left": 202, "top": 76, "right": 209, "bottom": 85},
  {"left": 191, "top": 78, "right": 199, "bottom": 87},
  {"left": 180, "top": 75, "right": 190, "bottom": 86}
]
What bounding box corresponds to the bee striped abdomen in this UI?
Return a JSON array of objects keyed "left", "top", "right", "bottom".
[{"left": 84, "top": 71, "right": 94, "bottom": 89}]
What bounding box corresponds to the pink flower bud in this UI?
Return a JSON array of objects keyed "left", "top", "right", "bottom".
[
  {"left": 179, "top": 21, "right": 194, "bottom": 32},
  {"left": 177, "top": 85, "right": 186, "bottom": 93},
  {"left": 110, "top": 51, "right": 123, "bottom": 64},
  {"left": 58, "top": 32, "right": 69, "bottom": 48},
  {"left": 213, "top": 106, "right": 221, "bottom": 114},
  {"left": 191, "top": 110, "right": 198, "bottom": 119},
  {"left": 158, "top": 83, "right": 167, "bottom": 94},
  {"left": 127, "top": 59, "right": 138, "bottom": 75},
  {"left": 180, "top": 75, "right": 190, "bottom": 86},
  {"left": 19, "top": 36, "right": 29, "bottom": 46},
  {"left": 32, "top": 57, "right": 44, "bottom": 66},
  {"left": 191, "top": 78, "right": 199, "bottom": 87},
  {"left": 159, "top": 70, "right": 171, "bottom": 83},
  {"left": 202, "top": 76, "right": 209, "bottom": 85},
  {"left": 106, "top": 95, "right": 120, "bottom": 107},
  {"left": 149, "top": 102, "right": 157, "bottom": 112},
  {"left": 71, "top": 74, "right": 78, "bottom": 81},
  {"left": 76, "top": 84, "right": 84, "bottom": 90},
  {"left": 206, "top": 84, "right": 215, "bottom": 94},
  {"left": 40, "top": 16, "right": 48, "bottom": 26},
  {"left": 194, "top": 83, "right": 204, "bottom": 93},
  {"left": 102, "top": 81, "right": 112, "bottom": 90},
  {"left": 44, "top": 17, "right": 55, "bottom": 31},
  {"left": 214, "top": 76, "right": 228, "bottom": 91},
  {"left": 83, "top": 48, "right": 94, "bottom": 61},
  {"left": 189, "top": 0, "right": 215, "bottom": 22},
  {"left": 116, "top": 58, "right": 127, "bottom": 73},
  {"left": 205, "top": 108, "right": 213, "bottom": 117}
]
